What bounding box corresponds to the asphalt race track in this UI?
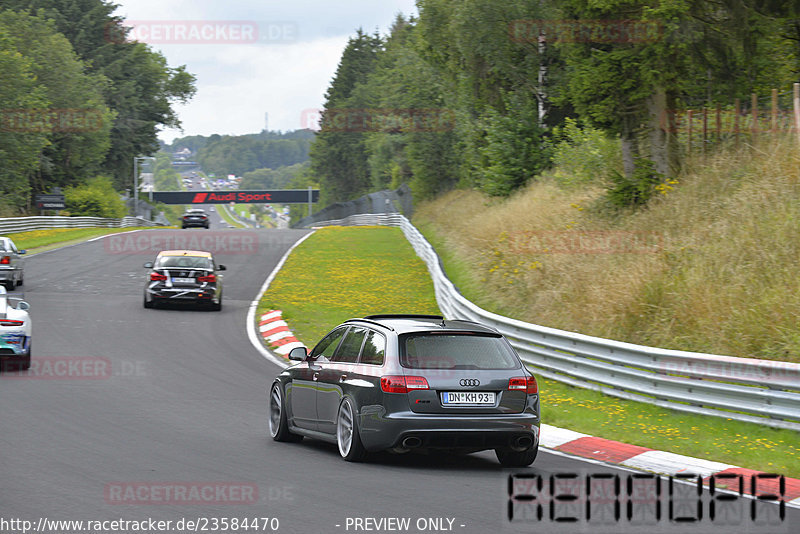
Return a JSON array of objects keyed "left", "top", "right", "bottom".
[{"left": 0, "top": 225, "right": 796, "bottom": 534}]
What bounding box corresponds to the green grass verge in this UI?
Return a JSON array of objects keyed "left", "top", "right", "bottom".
[
  {"left": 217, "top": 205, "right": 246, "bottom": 228},
  {"left": 6, "top": 226, "right": 172, "bottom": 253},
  {"left": 542, "top": 378, "right": 800, "bottom": 477},
  {"left": 412, "top": 218, "right": 800, "bottom": 478},
  {"left": 257, "top": 226, "right": 438, "bottom": 344}
]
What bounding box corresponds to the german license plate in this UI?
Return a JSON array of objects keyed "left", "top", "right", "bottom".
[
  {"left": 172, "top": 277, "right": 194, "bottom": 284},
  {"left": 441, "top": 391, "right": 495, "bottom": 405}
]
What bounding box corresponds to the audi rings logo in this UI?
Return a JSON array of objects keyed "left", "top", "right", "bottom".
[{"left": 460, "top": 379, "right": 480, "bottom": 387}]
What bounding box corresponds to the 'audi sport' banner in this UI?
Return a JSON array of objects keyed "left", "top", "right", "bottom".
[{"left": 151, "top": 190, "right": 319, "bottom": 204}]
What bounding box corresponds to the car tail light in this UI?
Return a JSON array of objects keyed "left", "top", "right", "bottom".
[
  {"left": 0, "top": 256, "right": 9, "bottom": 264},
  {"left": 509, "top": 376, "right": 538, "bottom": 394},
  {"left": 381, "top": 375, "right": 429, "bottom": 393},
  {"left": 150, "top": 272, "right": 167, "bottom": 281},
  {"left": 197, "top": 274, "right": 216, "bottom": 283},
  {"left": 0, "top": 319, "right": 24, "bottom": 327}
]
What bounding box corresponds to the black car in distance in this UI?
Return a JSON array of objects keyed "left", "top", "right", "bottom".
[
  {"left": 181, "top": 208, "right": 210, "bottom": 229},
  {"left": 143, "top": 250, "right": 225, "bottom": 310},
  {"left": 269, "top": 314, "right": 540, "bottom": 466}
]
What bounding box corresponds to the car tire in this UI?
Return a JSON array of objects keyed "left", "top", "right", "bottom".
[
  {"left": 20, "top": 346, "right": 31, "bottom": 371},
  {"left": 210, "top": 296, "right": 222, "bottom": 311},
  {"left": 3, "top": 282, "right": 13, "bottom": 291},
  {"left": 495, "top": 444, "right": 538, "bottom": 467},
  {"left": 16, "top": 274, "right": 23, "bottom": 287},
  {"left": 143, "top": 295, "right": 153, "bottom": 308},
  {"left": 269, "top": 383, "right": 303, "bottom": 442},
  {"left": 3, "top": 346, "right": 32, "bottom": 373},
  {"left": 337, "top": 398, "right": 367, "bottom": 462}
]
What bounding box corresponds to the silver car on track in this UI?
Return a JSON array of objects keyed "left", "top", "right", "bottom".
[{"left": 0, "top": 237, "right": 26, "bottom": 291}]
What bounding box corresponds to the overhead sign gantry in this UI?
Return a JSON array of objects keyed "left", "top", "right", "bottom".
[{"left": 151, "top": 189, "right": 319, "bottom": 205}]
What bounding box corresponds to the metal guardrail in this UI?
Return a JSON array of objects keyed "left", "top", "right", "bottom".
[
  {"left": 0, "top": 215, "right": 163, "bottom": 235},
  {"left": 305, "top": 213, "right": 800, "bottom": 431},
  {"left": 220, "top": 204, "right": 258, "bottom": 228}
]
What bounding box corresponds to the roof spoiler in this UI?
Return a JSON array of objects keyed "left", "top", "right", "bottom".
[{"left": 363, "top": 314, "right": 444, "bottom": 321}]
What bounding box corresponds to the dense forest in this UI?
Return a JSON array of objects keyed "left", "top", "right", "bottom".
[
  {"left": 165, "top": 130, "right": 315, "bottom": 178},
  {"left": 0, "top": 0, "right": 195, "bottom": 215},
  {"left": 310, "top": 1, "right": 800, "bottom": 207}
]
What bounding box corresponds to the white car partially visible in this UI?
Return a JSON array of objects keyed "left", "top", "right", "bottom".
[
  {"left": 0, "top": 286, "right": 31, "bottom": 371},
  {"left": 0, "top": 236, "right": 26, "bottom": 290}
]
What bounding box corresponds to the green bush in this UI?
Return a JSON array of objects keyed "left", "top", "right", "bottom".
[
  {"left": 550, "top": 118, "right": 621, "bottom": 187},
  {"left": 604, "top": 159, "right": 664, "bottom": 209},
  {"left": 478, "top": 98, "right": 551, "bottom": 197},
  {"left": 64, "top": 176, "right": 126, "bottom": 218}
]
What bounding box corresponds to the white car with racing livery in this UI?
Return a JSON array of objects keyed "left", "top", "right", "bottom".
[{"left": 0, "top": 286, "right": 31, "bottom": 371}]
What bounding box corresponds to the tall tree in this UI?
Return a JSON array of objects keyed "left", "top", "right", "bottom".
[
  {"left": 0, "top": 28, "right": 49, "bottom": 214},
  {"left": 310, "top": 29, "right": 383, "bottom": 203},
  {"left": 0, "top": 11, "right": 113, "bottom": 193},
  {"left": 351, "top": 15, "right": 461, "bottom": 198},
  {"left": 415, "top": 0, "right": 560, "bottom": 195},
  {"left": 557, "top": 0, "right": 795, "bottom": 180},
  {"left": 2, "top": 0, "right": 196, "bottom": 189}
]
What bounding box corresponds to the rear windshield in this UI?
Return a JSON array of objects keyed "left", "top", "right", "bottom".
[
  {"left": 156, "top": 256, "right": 213, "bottom": 270},
  {"left": 400, "top": 332, "right": 520, "bottom": 370}
]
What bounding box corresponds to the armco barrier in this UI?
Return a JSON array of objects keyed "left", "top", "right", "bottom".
[
  {"left": 305, "top": 213, "right": 800, "bottom": 431},
  {"left": 0, "top": 215, "right": 163, "bottom": 235},
  {"left": 220, "top": 204, "right": 258, "bottom": 228}
]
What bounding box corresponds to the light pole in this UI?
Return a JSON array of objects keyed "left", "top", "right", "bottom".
[{"left": 133, "top": 156, "right": 156, "bottom": 217}]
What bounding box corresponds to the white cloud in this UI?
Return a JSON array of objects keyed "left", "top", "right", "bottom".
[
  {"left": 112, "top": 0, "right": 418, "bottom": 143},
  {"left": 158, "top": 36, "right": 347, "bottom": 141}
]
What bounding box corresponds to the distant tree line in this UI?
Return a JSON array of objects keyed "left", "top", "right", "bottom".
[
  {"left": 0, "top": 0, "right": 195, "bottom": 215},
  {"left": 165, "top": 130, "right": 315, "bottom": 178},
  {"left": 311, "top": 1, "right": 800, "bottom": 206},
  {"left": 239, "top": 162, "right": 309, "bottom": 190}
]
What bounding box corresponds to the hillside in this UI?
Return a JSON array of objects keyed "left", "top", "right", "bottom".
[{"left": 414, "top": 136, "right": 800, "bottom": 362}]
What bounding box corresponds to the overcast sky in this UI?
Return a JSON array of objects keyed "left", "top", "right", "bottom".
[{"left": 112, "top": 0, "right": 419, "bottom": 143}]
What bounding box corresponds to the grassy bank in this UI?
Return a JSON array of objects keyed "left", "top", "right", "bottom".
[
  {"left": 257, "top": 224, "right": 800, "bottom": 477},
  {"left": 6, "top": 227, "right": 170, "bottom": 253},
  {"left": 414, "top": 136, "right": 800, "bottom": 362}
]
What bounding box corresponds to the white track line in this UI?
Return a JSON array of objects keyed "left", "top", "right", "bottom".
[{"left": 246, "top": 230, "right": 316, "bottom": 369}]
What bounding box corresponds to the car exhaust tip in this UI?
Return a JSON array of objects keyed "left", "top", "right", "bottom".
[
  {"left": 402, "top": 436, "right": 422, "bottom": 449},
  {"left": 511, "top": 436, "right": 533, "bottom": 452}
]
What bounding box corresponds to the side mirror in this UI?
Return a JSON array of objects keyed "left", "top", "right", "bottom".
[
  {"left": 143, "top": 262, "right": 154, "bottom": 268},
  {"left": 17, "top": 301, "right": 30, "bottom": 311},
  {"left": 218, "top": 265, "right": 227, "bottom": 271},
  {"left": 288, "top": 346, "right": 307, "bottom": 361}
]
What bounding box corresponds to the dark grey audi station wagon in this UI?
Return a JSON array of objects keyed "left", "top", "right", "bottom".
[{"left": 268, "top": 314, "right": 540, "bottom": 466}]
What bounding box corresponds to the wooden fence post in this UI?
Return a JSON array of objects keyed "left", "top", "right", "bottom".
[
  {"left": 794, "top": 83, "right": 800, "bottom": 147},
  {"left": 735, "top": 98, "right": 740, "bottom": 147},
  {"left": 772, "top": 88, "right": 778, "bottom": 134},
  {"left": 702, "top": 108, "right": 708, "bottom": 154}
]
